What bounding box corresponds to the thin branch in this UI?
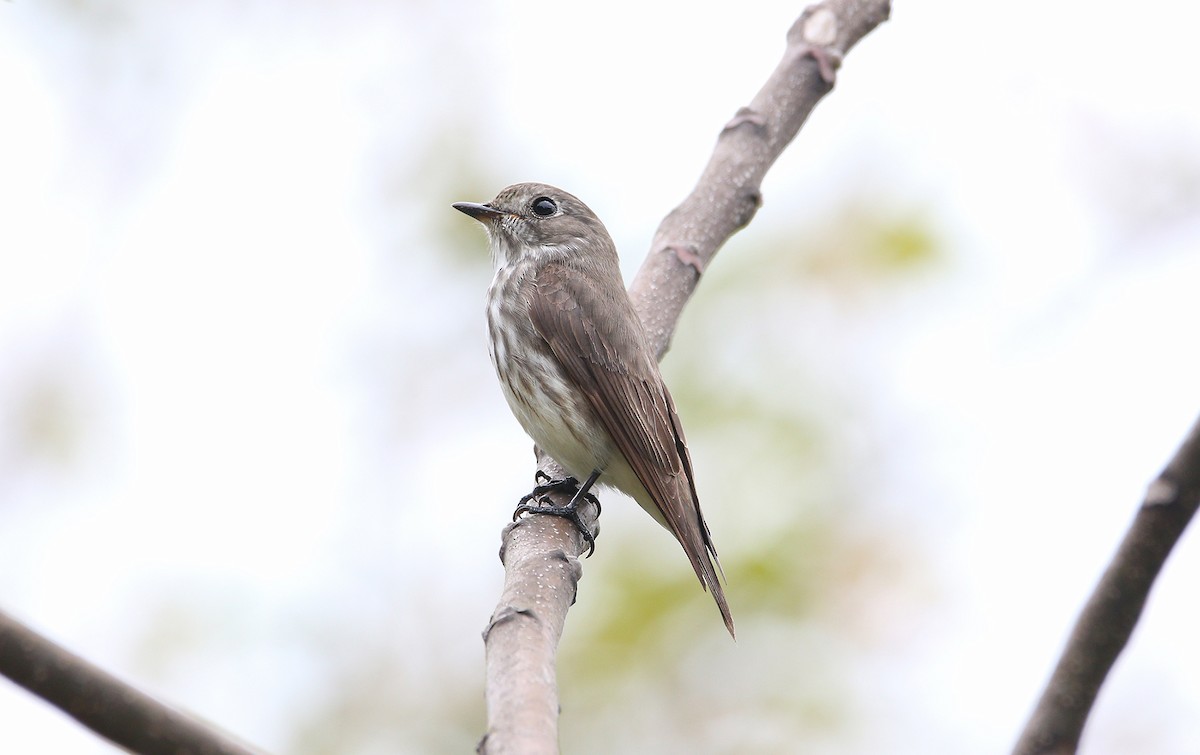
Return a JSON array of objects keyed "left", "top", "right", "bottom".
[
  {"left": 1013, "top": 413, "right": 1200, "bottom": 755},
  {"left": 0, "top": 608, "right": 263, "bottom": 755},
  {"left": 631, "top": 0, "right": 891, "bottom": 355},
  {"left": 480, "top": 1, "right": 891, "bottom": 752},
  {"left": 480, "top": 475, "right": 595, "bottom": 755}
]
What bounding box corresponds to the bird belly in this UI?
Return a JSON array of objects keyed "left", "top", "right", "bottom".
[
  {"left": 494, "top": 347, "right": 614, "bottom": 481},
  {"left": 494, "top": 348, "right": 674, "bottom": 534}
]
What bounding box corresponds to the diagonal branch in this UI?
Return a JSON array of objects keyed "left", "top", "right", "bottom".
[
  {"left": 1013, "top": 413, "right": 1200, "bottom": 755},
  {"left": 479, "top": 2, "right": 891, "bottom": 753},
  {"left": 0, "top": 608, "right": 262, "bottom": 755},
  {"left": 631, "top": 0, "right": 890, "bottom": 356}
]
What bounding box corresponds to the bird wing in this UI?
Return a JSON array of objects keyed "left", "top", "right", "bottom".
[{"left": 528, "top": 263, "right": 733, "bottom": 636}]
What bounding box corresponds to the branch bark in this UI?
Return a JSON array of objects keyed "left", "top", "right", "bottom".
[
  {"left": 479, "top": 2, "right": 891, "bottom": 752},
  {"left": 480, "top": 478, "right": 594, "bottom": 755},
  {"left": 1013, "top": 413, "right": 1200, "bottom": 755},
  {"left": 0, "top": 608, "right": 262, "bottom": 755},
  {"left": 631, "top": 0, "right": 890, "bottom": 355}
]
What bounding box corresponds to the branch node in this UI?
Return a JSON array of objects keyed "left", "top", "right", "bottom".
[
  {"left": 736, "top": 190, "right": 764, "bottom": 229},
  {"left": 665, "top": 245, "right": 707, "bottom": 275},
  {"left": 796, "top": 6, "right": 839, "bottom": 47},
  {"left": 1143, "top": 477, "right": 1178, "bottom": 507},
  {"left": 498, "top": 521, "right": 520, "bottom": 564},
  {"left": 722, "top": 106, "right": 767, "bottom": 135},
  {"left": 482, "top": 605, "right": 536, "bottom": 643},
  {"left": 788, "top": 6, "right": 844, "bottom": 84}
]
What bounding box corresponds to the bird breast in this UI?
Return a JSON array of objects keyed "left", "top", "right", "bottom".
[{"left": 486, "top": 264, "right": 614, "bottom": 478}]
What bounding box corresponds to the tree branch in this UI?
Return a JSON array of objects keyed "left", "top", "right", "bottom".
[
  {"left": 1013, "top": 413, "right": 1200, "bottom": 755},
  {"left": 631, "top": 0, "right": 890, "bottom": 355},
  {"left": 480, "top": 2, "right": 891, "bottom": 752},
  {"left": 0, "top": 608, "right": 262, "bottom": 755},
  {"left": 480, "top": 472, "right": 594, "bottom": 755}
]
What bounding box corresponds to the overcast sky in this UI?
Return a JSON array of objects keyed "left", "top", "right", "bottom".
[{"left": 2, "top": 1, "right": 1200, "bottom": 752}]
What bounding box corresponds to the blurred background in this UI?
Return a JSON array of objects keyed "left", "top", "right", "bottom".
[{"left": 3, "top": 1, "right": 1200, "bottom": 752}]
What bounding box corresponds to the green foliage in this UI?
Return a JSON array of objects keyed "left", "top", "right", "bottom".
[{"left": 690, "top": 200, "right": 942, "bottom": 301}]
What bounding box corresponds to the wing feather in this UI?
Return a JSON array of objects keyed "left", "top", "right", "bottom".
[{"left": 528, "top": 263, "right": 733, "bottom": 635}]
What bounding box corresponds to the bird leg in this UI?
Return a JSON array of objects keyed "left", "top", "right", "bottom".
[{"left": 514, "top": 469, "right": 602, "bottom": 557}]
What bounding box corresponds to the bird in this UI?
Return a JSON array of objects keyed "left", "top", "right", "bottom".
[{"left": 453, "top": 182, "right": 734, "bottom": 637}]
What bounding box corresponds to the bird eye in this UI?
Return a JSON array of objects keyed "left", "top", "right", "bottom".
[{"left": 531, "top": 197, "right": 558, "bottom": 217}]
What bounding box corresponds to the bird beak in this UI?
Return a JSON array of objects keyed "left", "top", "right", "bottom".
[{"left": 453, "top": 202, "right": 504, "bottom": 222}]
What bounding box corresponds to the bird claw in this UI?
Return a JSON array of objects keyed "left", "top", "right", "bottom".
[
  {"left": 514, "top": 476, "right": 600, "bottom": 557},
  {"left": 526, "top": 474, "right": 579, "bottom": 499}
]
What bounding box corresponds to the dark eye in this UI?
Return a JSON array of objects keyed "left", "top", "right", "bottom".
[{"left": 531, "top": 197, "right": 558, "bottom": 217}]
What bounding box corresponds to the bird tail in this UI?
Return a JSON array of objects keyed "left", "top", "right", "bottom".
[
  {"left": 684, "top": 501, "right": 736, "bottom": 640},
  {"left": 630, "top": 476, "right": 735, "bottom": 639}
]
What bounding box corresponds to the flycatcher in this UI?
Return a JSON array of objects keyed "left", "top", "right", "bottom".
[{"left": 454, "top": 182, "right": 734, "bottom": 637}]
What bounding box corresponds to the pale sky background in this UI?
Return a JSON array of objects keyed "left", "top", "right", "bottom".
[{"left": 2, "top": 1, "right": 1200, "bottom": 753}]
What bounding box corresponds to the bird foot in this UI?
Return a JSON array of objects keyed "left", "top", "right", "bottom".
[{"left": 514, "top": 474, "right": 600, "bottom": 557}]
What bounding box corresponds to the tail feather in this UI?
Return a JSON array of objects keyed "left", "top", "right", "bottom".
[
  {"left": 680, "top": 502, "right": 735, "bottom": 639},
  {"left": 632, "top": 471, "right": 735, "bottom": 639}
]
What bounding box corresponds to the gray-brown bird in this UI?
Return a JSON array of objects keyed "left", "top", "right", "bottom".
[{"left": 454, "top": 182, "right": 734, "bottom": 637}]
